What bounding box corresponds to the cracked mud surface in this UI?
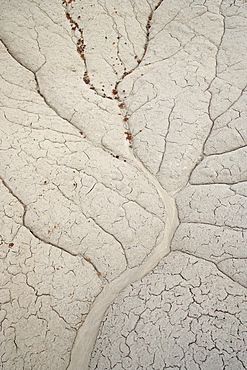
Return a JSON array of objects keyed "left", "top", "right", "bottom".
[{"left": 0, "top": 0, "right": 246, "bottom": 369}]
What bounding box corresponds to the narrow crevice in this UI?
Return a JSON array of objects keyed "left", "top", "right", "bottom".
[
  {"left": 177, "top": 220, "right": 246, "bottom": 232},
  {"left": 53, "top": 182, "right": 130, "bottom": 270},
  {"left": 33, "top": 72, "right": 125, "bottom": 160},
  {"left": 82, "top": 255, "right": 108, "bottom": 282},
  {"left": 0, "top": 177, "right": 107, "bottom": 280},
  {"left": 176, "top": 8, "right": 227, "bottom": 190},
  {"left": 89, "top": 216, "right": 129, "bottom": 269},
  {"left": 157, "top": 101, "right": 176, "bottom": 174},
  {"left": 0, "top": 38, "right": 37, "bottom": 74},
  {"left": 1, "top": 176, "right": 77, "bottom": 257},
  {"left": 210, "top": 84, "right": 247, "bottom": 124},
  {"left": 202, "top": 143, "right": 247, "bottom": 157},
  {"left": 176, "top": 250, "right": 247, "bottom": 290},
  {"left": 189, "top": 178, "right": 247, "bottom": 186}
]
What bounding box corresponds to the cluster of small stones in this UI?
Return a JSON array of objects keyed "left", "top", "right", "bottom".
[{"left": 62, "top": 0, "right": 136, "bottom": 150}]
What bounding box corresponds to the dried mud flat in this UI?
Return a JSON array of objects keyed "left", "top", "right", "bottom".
[{"left": 0, "top": 1, "right": 246, "bottom": 369}]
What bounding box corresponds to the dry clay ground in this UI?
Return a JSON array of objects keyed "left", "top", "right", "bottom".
[{"left": 0, "top": 0, "right": 247, "bottom": 369}]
